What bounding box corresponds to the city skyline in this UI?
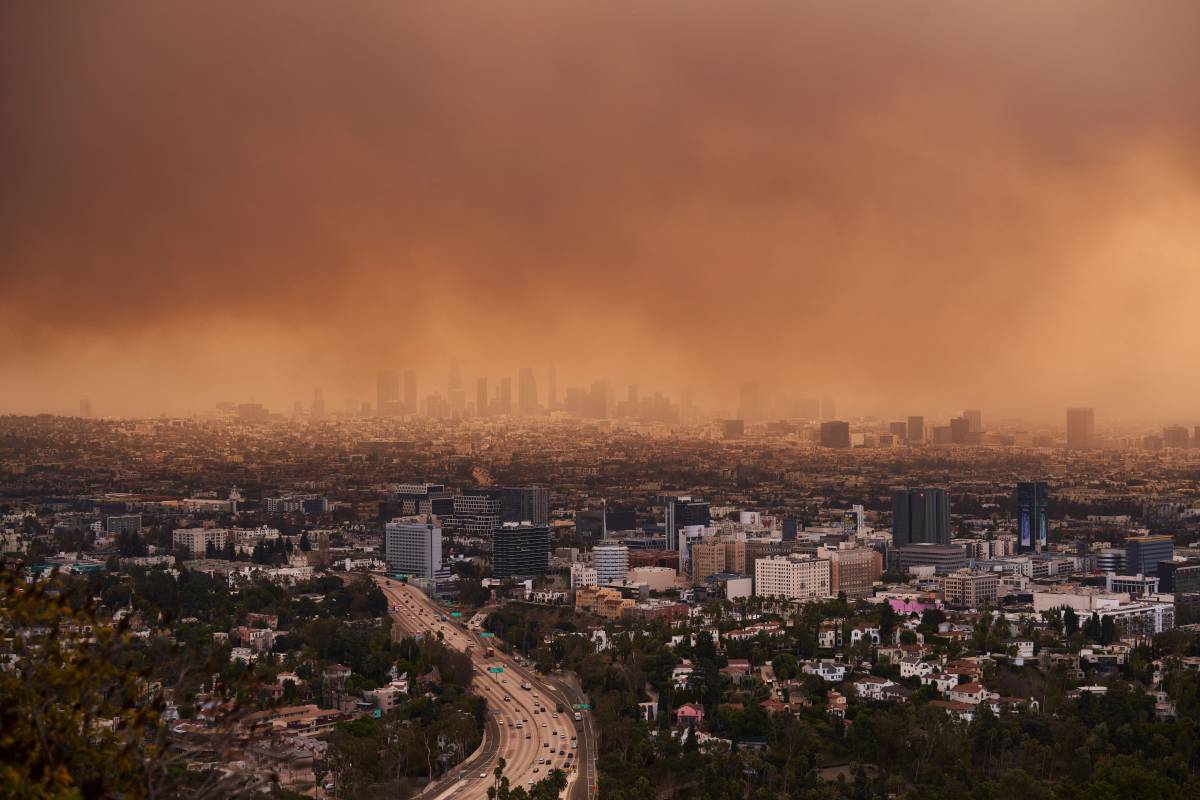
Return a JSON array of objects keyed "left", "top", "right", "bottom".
[{"left": 4, "top": 3, "right": 1200, "bottom": 419}]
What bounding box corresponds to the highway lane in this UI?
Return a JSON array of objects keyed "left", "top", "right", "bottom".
[{"left": 370, "top": 576, "right": 589, "bottom": 799}]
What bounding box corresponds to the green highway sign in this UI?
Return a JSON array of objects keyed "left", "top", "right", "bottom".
[
  {"left": 572, "top": 704, "right": 591, "bottom": 710},
  {"left": 451, "top": 611, "right": 462, "bottom": 618},
  {"left": 488, "top": 667, "right": 505, "bottom": 673},
  {"left": 479, "top": 632, "right": 495, "bottom": 638}
]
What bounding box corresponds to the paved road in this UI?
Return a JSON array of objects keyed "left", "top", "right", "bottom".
[{"left": 369, "top": 576, "right": 596, "bottom": 800}]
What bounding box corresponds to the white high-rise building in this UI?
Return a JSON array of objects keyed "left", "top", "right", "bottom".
[
  {"left": 593, "top": 543, "right": 629, "bottom": 585},
  {"left": 754, "top": 555, "right": 831, "bottom": 601},
  {"left": 385, "top": 516, "right": 443, "bottom": 579}
]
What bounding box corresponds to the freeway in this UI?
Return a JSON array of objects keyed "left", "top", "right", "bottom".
[{"left": 370, "top": 575, "right": 597, "bottom": 800}]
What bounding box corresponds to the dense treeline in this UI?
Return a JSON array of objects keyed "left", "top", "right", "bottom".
[{"left": 490, "top": 598, "right": 1200, "bottom": 800}]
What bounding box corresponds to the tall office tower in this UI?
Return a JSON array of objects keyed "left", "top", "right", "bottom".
[
  {"left": 827, "top": 548, "right": 884, "bottom": 599},
  {"left": 593, "top": 543, "right": 630, "bottom": 585},
  {"left": 963, "top": 409, "right": 983, "bottom": 433},
  {"left": 1125, "top": 535, "right": 1174, "bottom": 577},
  {"left": 1016, "top": 481, "right": 1050, "bottom": 554},
  {"left": 384, "top": 516, "right": 443, "bottom": 579},
  {"left": 1163, "top": 425, "right": 1190, "bottom": 449},
  {"left": 452, "top": 493, "right": 503, "bottom": 541},
  {"left": 1066, "top": 407, "right": 1095, "bottom": 449},
  {"left": 79, "top": 399, "right": 92, "bottom": 418},
  {"left": 492, "top": 523, "right": 550, "bottom": 578},
  {"left": 518, "top": 367, "right": 538, "bottom": 416},
  {"left": 737, "top": 382, "right": 764, "bottom": 422},
  {"left": 820, "top": 396, "right": 836, "bottom": 421},
  {"left": 889, "top": 421, "right": 908, "bottom": 440},
  {"left": 403, "top": 370, "right": 417, "bottom": 415},
  {"left": 950, "top": 416, "right": 969, "bottom": 444},
  {"left": 476, "top": 378, "right": 489, "bottom": 417},
  {"left": 547, "top": 365, "right": 558, "bottom": 410},
  {"left": 627, "top": 384, "right": 639, "bottom": 407},
  {"left": 892, "top": 488, "right": 951, "bottom": 547},
  {"left": 663, "top": 496, "right": 711, "bottom": 552},
  {"left": 487, "top": 485, "right": 550, "bottom": 526},
  {"left": 311, "top": 388, "right": 326, "bottom": 420},
  {"left": 587, "top": 380, "right": 611, "bottom": 418},
  {"left": 819, "top": 420, "right": 851, "bottom": 449},
  {"left": 498, "top": 377, "right": 513, "bottom": 415},
  {"left": 447, "top": 364, "right": 465, "bottom": 417},
  {"left": 907, "top": 415, "right": 926, "bottom": 444},
  {"left": 382, "top": 483, "right": 455, "bottom": 519},
  {"left": 782, "top": 516, "right": 798, "bottom": 541},
  {"left": 377, "top": 370, "right": 400, "bottom": 416}
]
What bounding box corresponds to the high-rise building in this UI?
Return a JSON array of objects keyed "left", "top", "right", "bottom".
[
  {"left": 311, "top": 388, "right": 325, "bottom": 420},
  {"left": 1163, "top": 425, "right": 1190, "bottom": 449},
  {"left": 498, "top": 377, "right": 513, "bottom": 415},
  {"left": 377, "top": 371, "right": 400, "bottom": 417},
  {"left": 1016, "top": 481, "right": 1049, "bottom": 553},
  {"left": 385, "top": 516, "right": 443, "bottom": 579},
  {"left": 1125, "top": 535, "right": 1173, "bottom": 577},
  {"left": 963, "top": 409, "right": 983, "bottom": 433},
  {"left": 819, "top": 420, "right": 850, "bottom": 449},
  {"left": 826, "top": 547, "right": 883, "bottom": 599},
  {"left": 950, "top": 416, "right": 969, "bottom": 444},
  {"left": 906, "top": 415, "right": 925, "bottom": 444},
  {"left": 754, "top": 555, "right": 831, "bottom": 601},
  {"left": 452, "top": 493, "right": 503, "bottom": 542},
  {"left": 518, "top": 367, "right": 538, "bottom": 416},
  {"left": 663, "top": 496, "right": 710, "bottom": 552},
  {"left": 593, "top": 543, "right": 629, "bottom": 585},
  {"left": 721, "top": 419, "right": 745, "bottom": 439},
  {"left": 782, "top": 516, "right": 798, "bottom": 541},
  {"left": 889, "top": 421, "right": 908, "bottom": 440},
  {"left": 940, "top": 569, "right": 999, "bottom": 609},
  {"left": 737, "top": 382, "right": 765, "bottom": 422},
  {"left": 105, "top": 514, "right": 142, "bottom": 535},
  {"left": 892, "top": 488, "right": 950, "bottom": 547},
  {"left": 493, "top": 522, "right": 549, "bottom": 578},
  {"left": 547, "top": 365, "right": 558, "bottom": 410},
  {"left": 403, "top": 370, "right": 417, "bottom": 415},
  {"left": 476, "top": 378, "right": 489, "bottom": 417},
  {"left": 489, "top": 486, "right": 550, "bottom": 526},
  {"left": 1066, "top": 407, "right": 1095, "bottom": 449},
  {"left": 1160, "top": 560, "right": 1200, "bottom": 594}
]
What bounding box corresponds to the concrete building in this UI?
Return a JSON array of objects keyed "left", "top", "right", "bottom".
[
  {"left": 570, "top": 562, "right": 598, "bottom": 588},
  {"left": 819, "top": 421, "right": 851, "bottom": 449},
  {"left": 690, "top": 538, "right": 747, "bottom": 586},
  {"left": 1160, "top": 560, "right": 1200, "bottom": 594},
  {"left": 627, "top": 566, "right": 677, "bottom": 592},
  {"left": 1125, "top": 535, "right": 1174, "bottom": 577},
  {"left": 593, "top": 543, "right": 630, "bottom": 585},
  {"left": 493, "top": 522, "right": 549, "bottom": 578},
  {"left": 892, "top": 488, "right": 950, "bottom": 546},
  {"left": 754, "top": 555, "right": 831, "bottom": 601},
  {"left": 941, "top": 570, "right": 1000, "bottom": 609},
  {"left": 1066, "top": 407, "right": 1095, "bottom": 449},
  {"left": 826, "top": 547, "right": 883, "bottom": 599},
  {"left": 384, "top": 516, "right": 442, "bottom": 579},
  {"left": 172, "top": 527, "right": 231, "bottom": 557},
  {"left": 891, "top": 543, "right": 968, "bottom": 575}
]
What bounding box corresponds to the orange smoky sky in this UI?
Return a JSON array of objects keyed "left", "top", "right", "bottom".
[{"left": 2, "top": 1, "right": 1200, "bottom": 420}]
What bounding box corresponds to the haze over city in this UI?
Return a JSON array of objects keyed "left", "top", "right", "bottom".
[{"left": 4, "top": 1, "right": 1200, "bottom": 419}]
